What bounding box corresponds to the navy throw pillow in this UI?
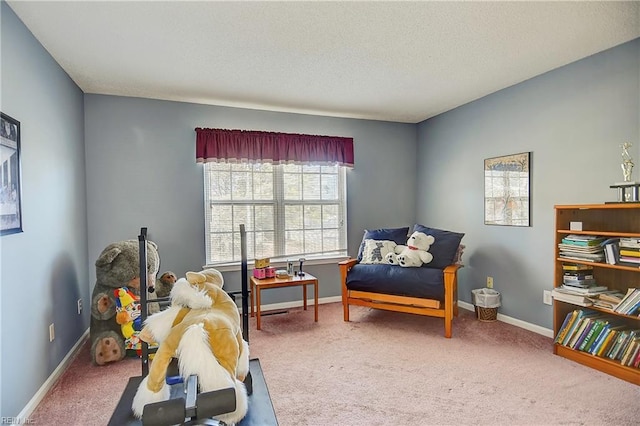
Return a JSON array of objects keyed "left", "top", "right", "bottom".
[
  {"left": 357, "top": 227, "right": 410, "bottom": 261},
  {"left": 413, "top": 224, "right": 464, "bottom": 269}
]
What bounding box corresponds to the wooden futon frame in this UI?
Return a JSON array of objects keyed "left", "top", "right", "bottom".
[{"left": 338, "top": 259, "right": 461, "bottom": 338}]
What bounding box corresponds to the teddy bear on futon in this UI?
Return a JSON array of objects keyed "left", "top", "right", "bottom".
[{"left": 386, "top": 231, "right": 435, "bottom": 267}]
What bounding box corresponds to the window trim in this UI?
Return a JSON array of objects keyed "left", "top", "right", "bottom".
[{"left": 202, "top": 254, "right": 350, "bottom": 273}]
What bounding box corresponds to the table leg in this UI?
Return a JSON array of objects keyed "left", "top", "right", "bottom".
[
  {"left": 256, "top": 287, "right": 261, "bottom": 330},
  {"left": 314, "top": 280, "right": 318, "bottom": 322},
  {"left": 250, "top": 280, "right": 255, "bottom": 317},
  {"left": 303, "top": 285, "right": 307, "bottom": 311}
]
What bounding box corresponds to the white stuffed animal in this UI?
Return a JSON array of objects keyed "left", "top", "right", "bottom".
[{"left": 385, "top": 231, "right": 435, "bottom": 267}]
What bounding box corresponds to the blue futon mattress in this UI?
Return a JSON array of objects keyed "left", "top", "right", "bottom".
[{"left": 346, "top": 264, "right": 445, "bottom": 301}]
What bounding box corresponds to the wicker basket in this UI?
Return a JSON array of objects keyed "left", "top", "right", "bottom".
[{"left": 475, "top": 306, "right": 498, "bottom": 322}]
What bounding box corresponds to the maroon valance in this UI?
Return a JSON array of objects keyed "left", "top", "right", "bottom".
[{"left": 195, "top": 128, "right": 354, "bottom": 168}]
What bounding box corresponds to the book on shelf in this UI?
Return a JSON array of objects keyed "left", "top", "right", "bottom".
[
  {"left": 578, "top": 319, "right": 609, "bottom": 352},
  {"left": 618, "top": 256, "right": 640, "bottom": 264},
  {"left": 599, "top": 237, "right": 620, "bottom": 246},
  {"left": 551, "top": 289, "right": 593, "bottom": 306},
  {"left": 554, "top": 310, "right": 580, "bottom": 344},
  {"left": 561, "top": 263, "right": 594, "bottom": 271},
  {"left": 619, "top": 249, "right": 640, "bottom": 257},
  {"left": 592, "top": 291, "right": 627, "bottom": 310},
  {"left": 563, "top": 273, "right": 595, "bottom": 280},
  {"left": 619, "top": 238, "right": 640, "bottom": 249},
  {"left": 554, "top": 310, "right": 600, "bottom": 345},
  {"left": 559, "top": 285, "right": 609, "bottom": 295},
  {"left": 633, "top": 347, "right": 640, "bottom": 368},
  {"left": 603, "top": 242, "right": 620, "bottom": 265},
  {"left": 601, "top": 330, "right": 621, "bottom": 358},
  {"left": 563, "top": 269, "right": 594, "bottom": 276},
  {"left": 596, "top": 331, "right": 617, "bottom": 357},
  {"left": 608, "top": 329, "right": 638, "bottom": 360},
  {"left": 576, "top": 319, "right": 606, "bottom": 350},
  {"left": 568, "top": 319, "right": 592, "bottom": 349},
  {"left": 568, "top": 315, "right": 605, "bottom": 349},
  {"left": 559, "top": 249, "right": 605, "bottom": 262},
  {"left": 598, "top": 291, "right": 626, "bottom": 304},
  {"left": 562, "top": 277, "right": 596, "bottom": 286},
  {"left": 565, "top": 317, "right": 588, "bottom": 348},
  {"left": 563, "top": 235, "right": 605, "bottom": 244},
  {"left": 587, "top": 322, "right": 623, "bottom": 355},
  {"left": 616, "top": 330, "right": 640, "bottom": 361},
  {"left": 563, "top": 276, "right": 595, "bottom": 283},
  {"left": 558, "top": 244, "right": 604, "bottom": 259},
  {"left": 592, "top": 300, "right": 616, "bottom": 310},
  {"left": 558, "top": 244, "right": 605, "bottom": 253},
  {"left": 559, "top": 255, "right": 599, "bottom": 263},
  {"left": 625, "top": 298, "right": 640, "bottom": 316},
  {"left": 614, "top": 288, "right": 640, "bottom": 315},
  {"left": 561, "top": 310, "right": 596, "bottom": 346},
  {"left": 616, "top": 261, "right": 640, "bottom": 269},
  {"left": 588, "top": 324, "right": 611, "bottom": 355},
  {"left": 607, "top": 330, "right": 630, "bottom": 360},
  {"left": 619, "top": 237, "right": 640, "bottom": 243},
  {"left": 620, "top": 337, "right": 640, "bottom": 366},
  {"left": 596, "top": 325, "right": 627, "bottom": 356}
]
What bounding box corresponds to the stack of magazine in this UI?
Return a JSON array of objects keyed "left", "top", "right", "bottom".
[
  {"left": 552, "top": 263, "right": 610, "bottom": 307},
  {"left": 618, "top": 238, "right": 640, "bottom": 267},
  {"left": 558, "top": 235, "right": 605, "bottom": 263},
  {"left": 593, "top": 291, "right": 627, "bottom": 310}
]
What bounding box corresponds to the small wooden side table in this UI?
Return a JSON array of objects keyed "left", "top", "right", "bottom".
[{"left": 250, "top": 273, "right": 318, "bottom": 330}]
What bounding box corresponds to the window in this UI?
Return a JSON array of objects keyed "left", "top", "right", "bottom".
[{"left": 204, "top": 162, "right": 347, "bottom": 265}]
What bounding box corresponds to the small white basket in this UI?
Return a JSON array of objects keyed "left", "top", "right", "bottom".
[{"left": 472, "top": 288, "right": 501, "bottom": 322}]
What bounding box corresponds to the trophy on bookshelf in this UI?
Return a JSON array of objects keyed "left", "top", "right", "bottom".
[
  {"left": 609, "top": 142, "right": 639, "bottom": 203},
  {"left": 620, "top": 142, "right": 634, "bottom": 183}
]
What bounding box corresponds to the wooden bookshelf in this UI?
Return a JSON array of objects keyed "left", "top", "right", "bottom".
[{"left": 553, "top": 204, "right": 640, "bottom": 385}]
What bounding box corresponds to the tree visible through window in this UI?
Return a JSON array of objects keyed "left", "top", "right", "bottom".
[
  {"left": 204, "top": 162, "right": 347, "bottom": 264},
  {"left": 484, "top": 152, "right": 530, "bottom": 226}
]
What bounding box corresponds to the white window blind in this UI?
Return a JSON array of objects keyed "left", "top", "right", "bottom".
[{"left": 204, "top": 162, "right": 347, "bottom": 264}]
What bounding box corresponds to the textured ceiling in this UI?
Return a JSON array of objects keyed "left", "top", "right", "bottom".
[{"left": 7, "top": 1, "right": 640, "bottom": 123}]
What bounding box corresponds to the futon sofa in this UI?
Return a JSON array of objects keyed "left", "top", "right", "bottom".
[{"left": 339, "top": 225, "right": 464, "bottom": 338}]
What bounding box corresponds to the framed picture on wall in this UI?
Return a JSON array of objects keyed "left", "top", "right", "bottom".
[
  {"left": 1, "top": 112, "right": 23, "bottom": 235},
  {"left": 484, "top": 152, "right": 531, "bottom": 227}
]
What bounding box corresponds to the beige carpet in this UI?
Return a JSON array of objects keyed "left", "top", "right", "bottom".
[{"left": 30, "top": 302, "right": 639, "bottom": 425}]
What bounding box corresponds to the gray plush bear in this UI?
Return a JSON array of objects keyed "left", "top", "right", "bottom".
[{"left": 90, "top": 239, "right": 160, "bottom": 365}]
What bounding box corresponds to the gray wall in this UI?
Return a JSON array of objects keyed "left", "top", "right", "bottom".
[
  {"left": 83, "top": 95, "right": 418, "bottom": 304},
  {"left": 1, "top": 2, "right": 88, "bottom": 418},
  {"left": 416, "top": 38, "right": 640, "bottom": 329}
]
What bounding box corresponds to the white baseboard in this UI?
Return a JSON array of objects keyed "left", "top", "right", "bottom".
[
  {"left": 244, "top": 295, "right": 342, "bottom": 313},
  {"left": 257, "top": 298, "right": 554, "bottom": 338},
  {"left": 15, "top": 328, "right": 89, "bottom": 424},
  {"left": 458, "top": 301, "right": 554, "bottom": 338}
]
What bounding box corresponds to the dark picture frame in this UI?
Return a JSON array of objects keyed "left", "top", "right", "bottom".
[
  {"left": 1, "top": 112, "right": 23, "bottom": 235},
  {"left": 484, "top": 152, "right": 531, "bottom": 227}
]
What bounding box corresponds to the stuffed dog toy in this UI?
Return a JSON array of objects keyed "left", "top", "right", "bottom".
[{"left": 131, "top": 270, "right": 249, "bottom": 424}]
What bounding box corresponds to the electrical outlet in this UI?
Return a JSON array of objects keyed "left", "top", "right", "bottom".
[
  {"left": 486, "top": 276, "right": 494, "bottom": 289},
  {"left": 77, "top": 299, "right": 83, "bottom": 314},
  {"left": 49, "top": 323, "right": 55, "bottom": 342},
  {"left": 543, "top": 290, "right": 553, "bottom": 305}
]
